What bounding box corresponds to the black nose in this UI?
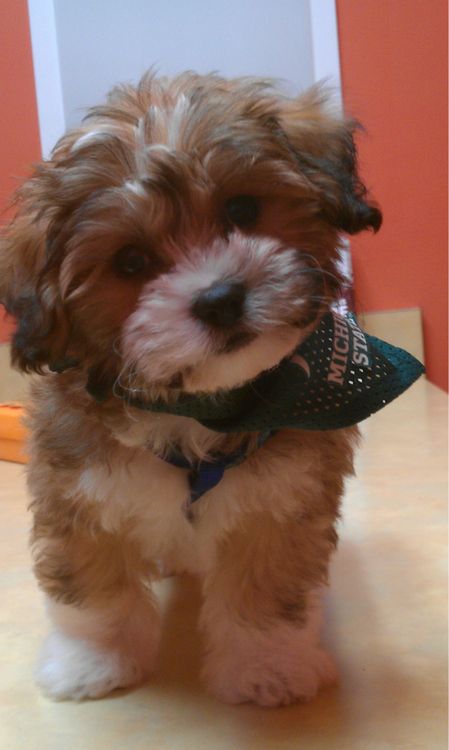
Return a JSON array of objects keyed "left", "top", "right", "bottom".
[{"left": 192, "top": 282, "right": 246, "bottom": 328}]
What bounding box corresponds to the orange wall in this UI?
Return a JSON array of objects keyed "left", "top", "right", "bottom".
[
  {"left": 0, "top": 0, "right": 41, "bottom": 343},
  {"left": 337, "top": 0, "right": 448, "bottom": 391}
]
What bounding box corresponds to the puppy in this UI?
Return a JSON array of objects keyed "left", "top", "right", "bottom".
[{"left": 0, "top": 72, "right": 381, "bottom": 706}]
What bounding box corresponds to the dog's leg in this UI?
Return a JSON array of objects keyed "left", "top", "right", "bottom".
[
  {"left": 33, "top": 518, "right": 160, "bottom": 700},
  {"left": 200, "top": 511, "right": 338, "bottom": 707}
]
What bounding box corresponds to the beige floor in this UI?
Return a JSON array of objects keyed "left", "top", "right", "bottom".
[{"left": 0, "top": 378, "right": 447, "bottom": 750}]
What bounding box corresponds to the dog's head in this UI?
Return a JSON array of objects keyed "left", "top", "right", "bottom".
[{"left": 0, "top": 72, "right": 381, "bottom": 397}]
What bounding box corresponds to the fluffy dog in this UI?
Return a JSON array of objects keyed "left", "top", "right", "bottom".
[{"left": 0, "top": 72, "right": 381, "bottom": 706}]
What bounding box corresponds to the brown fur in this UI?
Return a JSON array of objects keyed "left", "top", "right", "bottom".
[{"left": 0, "top": 72, "right": 377, "bottom": 704}]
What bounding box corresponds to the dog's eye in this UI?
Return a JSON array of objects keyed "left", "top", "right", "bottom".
[
  {"left": 225, "top": 195, "right": 260, "bottom": 228},
  {"left": 114, "top": 246, "right": 149, "bottom": 277}
]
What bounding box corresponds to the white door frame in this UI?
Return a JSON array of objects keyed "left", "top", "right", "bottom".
[{"left": 27, "top": 0, "right": 342, "bottom": 158}]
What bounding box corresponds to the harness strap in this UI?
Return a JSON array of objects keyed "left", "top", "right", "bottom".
[{"left": 158, "top": 429, "right": 274, "bottom": 511}]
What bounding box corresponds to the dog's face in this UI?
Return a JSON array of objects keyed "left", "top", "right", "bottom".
[{"left": 0, "top": 73, "right": 381, "bottom": 396}]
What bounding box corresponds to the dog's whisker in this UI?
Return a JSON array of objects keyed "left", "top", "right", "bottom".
[{"left": 112, "top": 337, "right": 122, "bottom": 358}]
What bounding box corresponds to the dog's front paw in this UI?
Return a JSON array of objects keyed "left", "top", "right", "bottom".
[
  {"left": 36, "top": 632, "right": 146, "bottom": 700},
  {"left": 202, "top": 624, "right": 337, "bottom": 708}
]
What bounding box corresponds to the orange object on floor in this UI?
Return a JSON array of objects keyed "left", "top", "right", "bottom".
[{"left": 0, "top": 406, "right": 28, "bottom": 463}]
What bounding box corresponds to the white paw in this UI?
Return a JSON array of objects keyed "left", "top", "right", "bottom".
[{"left": 36, "top": 632, "right": 146, "bottom": 701}]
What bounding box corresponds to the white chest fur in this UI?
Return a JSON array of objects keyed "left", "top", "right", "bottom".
[{"left": 68, "top": 428, "right": 320, "bottom": 577}]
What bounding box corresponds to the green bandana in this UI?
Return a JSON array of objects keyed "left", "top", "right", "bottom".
[{"left": 121, "top": 312, "right": 424, "bottom": 433}]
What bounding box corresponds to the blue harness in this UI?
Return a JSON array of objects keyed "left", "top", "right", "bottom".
[{"left": 159, "top": 429, "right": 274, "bottom": 514}]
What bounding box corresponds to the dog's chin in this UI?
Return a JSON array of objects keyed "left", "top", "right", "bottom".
[{"left": 172, "top": 326, "right": 305, "bottom": 395}]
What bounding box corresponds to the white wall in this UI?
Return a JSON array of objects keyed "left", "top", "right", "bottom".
[
  {"left": 28, "top": 0, "right": 341, "bottom": 156},
  {"left": 27, "top": 0, "right": 65, "bottom": 158}
]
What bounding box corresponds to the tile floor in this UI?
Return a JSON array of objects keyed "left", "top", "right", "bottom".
[{"left": 0, "top": 379, "right": 447, "bottom": 750}]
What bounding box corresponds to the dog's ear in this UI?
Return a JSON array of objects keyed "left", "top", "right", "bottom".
[
  {"left": 0, "top": 209, "right": 71, "bottom": 373},
  {"left": 277, "top": 86, "right": 382, "bottom": 234},
  {"left": 0, "top": 118, "right": 134, "bottom": 374}
]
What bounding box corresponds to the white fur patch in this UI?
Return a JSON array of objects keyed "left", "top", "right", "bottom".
[
  {"left": 124, "top": 179, "right": 148, "bottom": 198},
  {"left": 167, "top": 94, "right": 190, "bottom": 148},
  {"left": 38, "top": 593, "right": 160, "bottom": 700},
  {"left": 183, "top": 327, "right": 302, "bottom": 393},
  {"left": 68, "top": 427, "right": 323, "bottom": 577},
  {"left": 36, "top": 631, "right": 142, "bottom": 700},
  {"left": 65, "top": 407, "right": 328, "bottom": 580},
  {"left": 68, "top": 442, "right": 208, "bottom": 575},
  {"left": 71, "top": 129, "right": 119, "bottom": 152}
]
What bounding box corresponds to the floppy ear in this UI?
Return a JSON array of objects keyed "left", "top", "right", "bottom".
[
  {"left": 0, "top": 211, "right": 70, "bottom": 373},
  {"left": 278, "top": 86, "right": 382, "bottom": 234}
]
